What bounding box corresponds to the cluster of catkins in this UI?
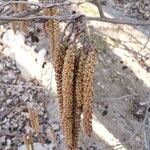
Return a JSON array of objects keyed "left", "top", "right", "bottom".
[
  {"left": 44, "top": 2, "right": 97, "bottom": 150},
  {"left": 11, "top": 0, "right": 97, "bottom": 149},
  {"left": 61, "top": 47, "right": 96, "bottom": 150}
]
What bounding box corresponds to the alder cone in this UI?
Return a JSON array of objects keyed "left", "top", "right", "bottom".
[
  {"left": 72, "top": 52, "right": 86, "bottom": 149},
  {"left": 83, "top": 50, "right": 97, "bottom": 137},
  {"left": 62, "top": 47, "right": 75, "bottom": 149}
]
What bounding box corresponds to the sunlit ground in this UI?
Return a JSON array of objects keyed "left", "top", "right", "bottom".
[{"left": 92, "top": 115, "right": 127, "bottom": 150}]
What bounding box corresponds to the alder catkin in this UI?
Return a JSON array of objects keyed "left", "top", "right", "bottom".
[
  {"left": 62, "top": 47, "right": 75, "bottom": 149},
  {"left": 75, "top": 52, "right": 86, "bottom": 108},
  {"left": 44, "top": 5, "right": 65, "bottom": 116},
  {"left": 18, "top": 1, "right": 28, "bottom": 33},
  {"left": 72, "top": 52, "right": 86, "bottom": 149},
  {"left": 45, "top": 7, "right": 60, "bottom": 59},
  {"left": 83, "top": 50, "right": 97, "bottom": 137},
  {"left": 12, "top": 4, "right": 18, "bottom": 33}
]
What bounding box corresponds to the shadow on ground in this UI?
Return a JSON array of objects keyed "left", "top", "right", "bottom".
[{"left": 78, "top": 20, "right": 150, "bottom": 149}]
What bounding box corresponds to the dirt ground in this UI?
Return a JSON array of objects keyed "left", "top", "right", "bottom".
[
  {"left": 0, "top": 0, "right": 150, "bottom": 150},
  {"left": 76, "top": 0, "right": 150, "bottom": 149}
]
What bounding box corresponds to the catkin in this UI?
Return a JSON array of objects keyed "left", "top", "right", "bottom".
[
  {"left": 83, "top": 50, "right": 96, "bottom": 137},
  {"left": 54, "top": 45, "right": 65, "bottom": 116},
  {"left": 46, "top": 7, "right": 60, "bottom": 58},
  {"left": 72, "top": 52, "right": 86, "bottom": 149},
  {"left": 18, "top": 1, "right": 28, "bottom": 33},
  {"left": 45, "top": 5, "right": 64, "bottom": 116},
  {"left": 62, "top": 47, "right": 75, "bottom": 149},
  {"left": 12, "top": 4, "right": 18, "bottom": 33}
]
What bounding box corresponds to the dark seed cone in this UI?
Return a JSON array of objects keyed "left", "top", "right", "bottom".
[
  {"left": 72, "top": 52, "right": 86, "bottom": 149},
  {"left": 62, "top": 47, "right": 75, "bottom": 149},
  {"left": 83, "top": 50, "right": 97, "bottom": 137}
]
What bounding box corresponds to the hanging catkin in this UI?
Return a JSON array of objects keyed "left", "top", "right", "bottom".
[
  {"left": 45, "top": 7, "right": 60, "bottom": 58},
  {"left": 72, "top": 52, "right": 86, "bottom": 149},
  {"left": 18, "top": 0, "right": 28, "bottom": 33},
  {"left": 83, "top": 50, "right": 96, "bottom": 137},
  {"left": 44, "top": 5, "right": 64, "bottom": 116},
  {"left": 12, "top": 3, "right": 18, "bottom": 33},
  {"left": 62, "top": 47, "right": 75, "bottom": 149}
]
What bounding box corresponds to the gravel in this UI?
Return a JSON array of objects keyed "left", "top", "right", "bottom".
[
  {"left": 123, "top": 0, "right": 150, "bottom": 20},
  {"left": 0, "top": 28, "right": 63, "bottom": 150}
]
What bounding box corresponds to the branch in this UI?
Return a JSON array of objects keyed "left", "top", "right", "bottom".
[
  {"left": 0, "top": 14, "right": 82, "bottom": 22},
  {"left": 95, "top": 0, "right": 105, "bottom": 18},
  {"left": 86, "top": 16, "right": 150, "bottom": 26},
  {"left": 1, "top": 1, "right": 71, "bottom": 8},
  {"left": 0, "top": 1, "right": 149, "bottom": 26}
]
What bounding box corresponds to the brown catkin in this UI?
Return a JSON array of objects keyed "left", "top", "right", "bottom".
[
  {"left": 72, "top": 52, "right": 86, "bottom": 149},
  {"left": 18, "top": 1, "right": 28, "bottom": 33},
  {"left": 54, "top": 45, "right": 65, "bottom": 116},
  {"left": 12, "top": 4, "right": 18, "bottom": 33},
  {"left": 45, "top": 5, "right": 64, "bottom": 116},
  {"left": 45, "top": 7, "right": 60, "bottom": 58},
  {"left": 83, "top": 50, "right": 97, "bottom": 137},
  {"left": 62, "top": 47, "right": 75, "bottom": 149}
]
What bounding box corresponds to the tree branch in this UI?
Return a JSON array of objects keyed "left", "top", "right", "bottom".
[
  {"left": 0, "top": 1, "right": 149, "bottom": 26},
  {"left": 95, "top": 0, "right": 105, "bottom": 18},
  {"left": 86, "top": 16, "right": 150, "bottom": 26}
]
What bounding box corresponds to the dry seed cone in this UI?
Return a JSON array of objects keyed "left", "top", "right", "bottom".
[
  {"left": 72, "top": 52, "right": 86, "bottom": 149},
  {"left": 62, "top": 47, "right": 75, "bottom": 149},
  {"left": 83, "top": 50, "right": 96, "bottom": 137}
]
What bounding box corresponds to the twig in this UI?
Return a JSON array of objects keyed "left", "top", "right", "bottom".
[
  {"left": 86, "top": 16, "right": 150, "bottom": 26},
  {"left": 0, "top": 1, "right": 70, "bottom": 9},
  {"left": 95, "top": 0, "right": 105, "bottom": 18},
  {"left": 0, "top": 1, "right": 149, "bottom": 26},
  {"left": 0, "top": 14, "right": 82, "bottom": 22},
  {"left": 0, "top": 15, "right": 149, "bottom": 26},
  {"left": 0, "top": 83, "right": 45, "bottom": 90}
]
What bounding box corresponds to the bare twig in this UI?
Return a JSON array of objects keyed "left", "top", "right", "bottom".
[
  {"left": 0, "top": 1, "right": 149, "bottom": 26},
  {"left": 1, "top": 15, "right": 149, "bottom": 26},
  {"left": 86, "top": 16, "right": 150, "bottom": 26},
  {"left": 0, "top": 14, "right": 82, "bottom": 22},
  {"left": 0, "top": 83, "right": 45, "bottom": 90},
  {"left": 95, "top": 0, "right": 105, "bottom": 18}
]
